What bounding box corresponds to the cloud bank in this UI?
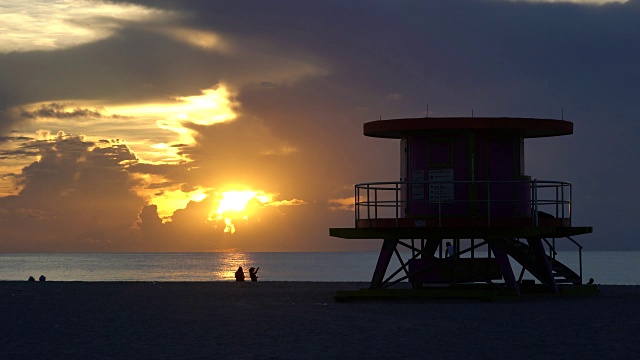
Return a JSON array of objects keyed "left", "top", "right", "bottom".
[{"left": 0, "top": 0, "right": 639, "bottom": 252}]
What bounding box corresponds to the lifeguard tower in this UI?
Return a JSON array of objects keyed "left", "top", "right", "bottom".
[{"left": 330, "top": 117, "right": 593, "bottom": 298}]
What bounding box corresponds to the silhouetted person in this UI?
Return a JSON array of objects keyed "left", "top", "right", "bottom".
[
  {"left": 235, "top": 267, "right": 245, "bottom": 282},
  {"left": 28, "top": 276, "right": 35, "bottom": 282},
  {"left": 249, "top": 267, "right": 259, "bottom": 282},
  {"left": 446, "top": 242, "right": 454, "bottom": 258},
  {"left": 39, "top": 275, "right": 46, "bottom": 282},
  {"left": 587, "top": 278, "right": 594, "bottom": 285}
]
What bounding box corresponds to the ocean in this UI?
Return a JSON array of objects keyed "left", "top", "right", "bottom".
[{"left": 1, "top": 251, "right": 639, "bottom": 285}]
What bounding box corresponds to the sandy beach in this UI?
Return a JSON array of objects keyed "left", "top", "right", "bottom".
[{"left": 1, "top": 281, "right": 639, "bottom": 359}]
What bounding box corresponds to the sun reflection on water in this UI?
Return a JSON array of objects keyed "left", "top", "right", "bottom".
[{"left": 213, "top": 252, "right": 254, "bottom": 281}]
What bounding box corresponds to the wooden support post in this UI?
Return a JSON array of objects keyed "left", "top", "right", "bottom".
[
  {"left": 527, "top": 237, "right": 558, "bottom": 293},
  {"left": 423, "top": 239, "right": 441, "bottom": 257},
  {"left": 370, "top": 238, "right": 398, "bottom": 289},
  {"left": 489, "top": 239, "right": 520, "bottom": 295}
]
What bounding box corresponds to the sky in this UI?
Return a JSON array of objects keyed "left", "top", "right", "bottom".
[{"left": 0, "top": 0, "right": 638, "bottom": 252}]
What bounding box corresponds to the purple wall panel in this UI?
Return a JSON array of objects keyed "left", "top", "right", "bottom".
[{"left": 403, "top": 131, "right": 531, "bottom": 220}]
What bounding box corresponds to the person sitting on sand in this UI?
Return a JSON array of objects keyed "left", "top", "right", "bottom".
[
  {"left": 249, "top": 267, "right": 259, "bottom": 282},
  {"left": 235, "top": 267, "right": 245, "bottom": 282},
  {"left": 28, "top": 276, "right": 35, "bottom": 282},
  {"left": 39, "top": 275, "right": 46, "bottom": 282}
]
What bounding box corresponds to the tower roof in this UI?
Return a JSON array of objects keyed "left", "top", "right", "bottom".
[{"left": 363, "top": 117, "right": 573, "bottom": 139}]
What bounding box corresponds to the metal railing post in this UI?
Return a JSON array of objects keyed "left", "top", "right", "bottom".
[
  {"left": 533, "top": 179, "right": 538, "bottom": 226},
  {"left": 395, "top": 183, "right": 399, "bottom": 227},
  {"left": 374, "top": 187, "right": 378, "bottom": 220},
  {"left": 530, "top": 180, "right": 535, "bottom": 226},
  {"left": 438, "top": 187, "right": 442, "bottom": 227},
  {"left": 561, "top": 183, "right": 565, "bottom": 219},
  {"left": 487, "top": 182, "right": 491, "bottom": 227},
  {"left": 355, "top": 185, "right": 358, "bottom": 227},
  {"left": 367, "top": 185, "right": 372, "bottom": 227},
  {"left": 569, "top": 183, "right": 572, "bottom": 222},
  {"left": 554, "top": 184, "right": 560, "bottom": 218}
]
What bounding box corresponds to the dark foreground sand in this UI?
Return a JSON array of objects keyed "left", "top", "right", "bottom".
[{"left": 1, "top": 282, "right": 639, "bottom": 359}]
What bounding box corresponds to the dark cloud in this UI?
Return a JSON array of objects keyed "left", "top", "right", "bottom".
[
  {"left": 1, "top": 0, "right": 639, "bottom": 251},
  {"left": 91, "top": 142, "right": 138, "bottom": 165},
  {"left": 0, "top": 135, "right": 39, "bottom": 158},
  {"left": 0, "top": 134, "right": 146, "bottom": 251},
  {"left": 259, "top": 81, "right": 278, "bottom": 89},
  {"left": 213, "top": 0, "right": 640, "bottom": 250},
  {"left": 1, "top": 134, "right": 36, "bottom": 142},
  {"left": 20, "top": 103, "right": 128, "bottom": 120}
]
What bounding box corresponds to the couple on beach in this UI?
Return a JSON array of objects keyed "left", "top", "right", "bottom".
[{"left": 235, "top": 266, "right": 259, "bottom": 282}]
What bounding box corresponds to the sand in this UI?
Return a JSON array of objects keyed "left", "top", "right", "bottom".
[{"left": 1, "top": 281, "right": 639, "bottom": 359}]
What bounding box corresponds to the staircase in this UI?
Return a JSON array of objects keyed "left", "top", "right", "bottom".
[
  {"left": 550, "top": 257, "right": 582, "bottom": 285},
  {"left": 505, "top": 238, "right": 582, "bottom": 286}
]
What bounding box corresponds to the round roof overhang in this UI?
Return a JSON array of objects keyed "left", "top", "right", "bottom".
[{"left": 363, "top": 117, "right": 573, "bottom": 139}]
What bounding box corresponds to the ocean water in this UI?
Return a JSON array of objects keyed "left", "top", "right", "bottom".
[{"left": 0, "top": 251, "right": 639, "bottom": 285}]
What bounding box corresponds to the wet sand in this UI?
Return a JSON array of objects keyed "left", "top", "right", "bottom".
[{"left": 1, "top": 281, "right": 639, "bottom": 359}]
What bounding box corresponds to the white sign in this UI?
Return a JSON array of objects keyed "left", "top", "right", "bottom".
[
  {"left": 428, "top": 169, "right": 453, "bottom": 182},
  {"left": 429, "top": 169, "right": 454, "bottom": 203}
]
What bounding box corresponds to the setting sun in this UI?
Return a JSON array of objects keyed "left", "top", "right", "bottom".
[{"left": 211, "top": 190, "right": 275, "bottom": 233}]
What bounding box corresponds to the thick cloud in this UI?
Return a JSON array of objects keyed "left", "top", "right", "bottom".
[
  {"left": 0, "top": 134, "right": 145, "bottom": 251},
  {"left": 20, "top": 103, "right": 127, "bottom": 120},
  {"left": 0, "top": 0, "right": 639, "bottom": 251}
]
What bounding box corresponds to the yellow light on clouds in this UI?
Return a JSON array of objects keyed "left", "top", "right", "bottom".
[
  {"left": 13, "top": 85, "right": 237, "bottom": 166},
  {"left": 10, "top": 86, "right": 240, "bottom": 216},
  {"left": 153, "top": 188, "right": 208, "bottom": 221},
  {"left": 104, "top": 85, "right": 237, "bottom": 164},
  {"left": 159, "top": 27, "right": 228, "bottom": 52},
  {"left": 132, "top": 173, "right": 209, "bottom": 220},
  {"left": 112, "top": 86, "right": 236, "bottom": 126}
]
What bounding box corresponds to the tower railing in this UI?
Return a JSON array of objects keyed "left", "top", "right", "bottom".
[{"left": 354, "top": 179, "right": 572, "bottom": 228}]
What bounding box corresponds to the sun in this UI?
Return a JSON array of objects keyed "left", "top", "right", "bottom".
[
  {"left": 211, "top": 190, "right": 275, "bottom": 233},
  {"left": 217, "top": 191, "right": 259, "bottom": 213}
]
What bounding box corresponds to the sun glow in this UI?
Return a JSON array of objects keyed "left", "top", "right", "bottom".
[
  {"left": 131, "top": 173, "right": 211, "bottom": 220},
  {"left": 211, "top": 190, "right": 275, "bottom": 233},
  {"left": 115, "top": 86, "right": 237, "bottom": 164}
]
